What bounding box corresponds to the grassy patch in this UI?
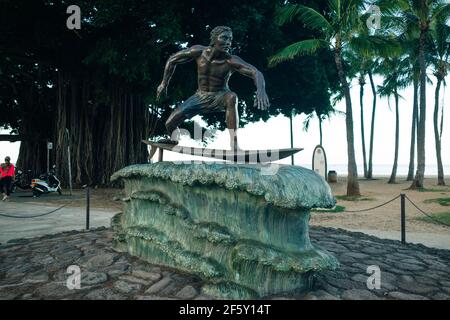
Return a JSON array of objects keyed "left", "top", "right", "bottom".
[
  {"left": 423, "top": 197, "right": 450, "bottom": 206},
  {"left": 417, "top": 187, "right": 450, "bottom": 193},
  {"left": 311, "top": 205, "right": 346, "bottom": 213},
  {"left": 417, "top": 211, "right": 450, "bottom": 226},
  {"left": 335, "top": 195, "right": 375, "bottom": 201}
]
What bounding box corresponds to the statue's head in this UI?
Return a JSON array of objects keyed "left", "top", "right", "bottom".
[{"left": 209, "top": 26, "right": 232, "bottom": 53}]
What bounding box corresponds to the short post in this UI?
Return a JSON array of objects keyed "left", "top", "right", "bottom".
[
  {"left": 47, "top": 141, "right": 50, "bottom": 173},
  {"left": 86, "top": 186, "right": 90, "bottom": 230},
  {"left": 158, "top": 148, "right": 164, "bottom": 162},
  {"left": 400, "top": 193, "right": 406, "bottom": 244},
  {"left": 289, "top": 112, "right": 294, "bottom": 165}
]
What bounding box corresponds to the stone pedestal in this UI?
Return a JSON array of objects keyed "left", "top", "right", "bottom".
[{"left": 111, "top": 162, "right": 339, "bottom": 299}]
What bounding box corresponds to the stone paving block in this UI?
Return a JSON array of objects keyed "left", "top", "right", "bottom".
[
  {"left": 82, "top": 253, "right": 117, "bottom": 269},
  {"left": 158, "top": 281, "right": 179, "bottom": 296},
  {"left": 431, "top": 292, "right": 450, "bottom": 300},
  {"left": 24, "top": 271, "right": 49, "bottom": 284},
  {"left": 135, "top": 295, "right": 177, "bottom": 300},
  {"left": 341, "top": 289, "right": 381, "bottom": 300},
  {"left": 118, "top": 275, "right": 151, "bottom": 286},
  {"left": 397, "top": 276, "right": 436, "bottom": 295},
  {"left": 388, "top": 291, "right": 429, "bottom": 300},
  {"left": 131, "top": 270, "right": 162, "bottom": 282},
  {"left": 308, "top": 289, "right": 340, "bottom": 300},
  {"left": 175, "top": 285, "right": 198, "bottom": 299},
  {"left": 104, "top": 262, "right": 131, "bottom": 277},
  {"left": 81, "top": 272, "right": 108, "bottom": 286},
  {"left": 144, "top": 276, "right": 172, "bottom": 295},
  {"left": 34, "top": 282, "right": 79, "bottom": 299},
  {"left": 84, "top": 288, "right": 127, "bottom": 300},
  {"left": 114, "top": 280, "right": 142, "bottom": 293},
  {"left": 0, "top": 292, "right": 20, "bottom": 300}
]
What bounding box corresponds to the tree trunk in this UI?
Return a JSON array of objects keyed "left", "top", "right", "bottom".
[
  {"left": 359, "top": 74, "right": 368, "bottom": 178},
  {"left": 388, "top": 91, "right": 399, "bottom": 184},
  {"left": 53, "top": 71, "right": 151, "bottom": 187},
  {"left": 367, "top": 71, "right": 377, "bottom": 179},
  {"left": 335, "top": 48, "right": 360, "bottom": 196},
  {"left": 434, "top": 76, "right": 445, "bottom": 185},
  {"left": 319, "top": 115, "right": 323, "bottom": 145},
  {"left": 410, "top": 29, "right": 427, "bottom": 189},
  {"left": 16, "top": 74, "right": 51, "bottom": 176},
  {"left": 407, "top": 77, "right": 418, "bottom": 181}
]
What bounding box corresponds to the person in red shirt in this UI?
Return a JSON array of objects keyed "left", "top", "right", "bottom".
[{"left": 0, "top": 156, "right": 15, "bottom": 201}]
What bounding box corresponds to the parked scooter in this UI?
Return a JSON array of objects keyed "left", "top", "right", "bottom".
[
  {"left": 11, "top": 168, "right": 33, "bottom": 194},
  {"left": 31, "top": 165, "right": 62, "bottom": 197}
]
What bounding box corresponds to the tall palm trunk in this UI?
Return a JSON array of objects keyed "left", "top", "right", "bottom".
[
  {"left": 335, "top": 47, "right": 360, "bottom": 196},
  {"left": 359, "top": 74, "right": 368, "bottom": 178},
  {"left": 407, "top": 77, "right": 418, "bottom": 181},
  {"left": 389, "top": 89, "right": 400, "bottom": 184},
  {"left": 367, "top": 71, "right": 377, "bottom": 179},
  {"left": 434, "top": 75, "right": 445, "bottom": 185},
  {"left": 319, "top": 116, "right": 323, "bottom": 145},
  {"left": 411, "top": 29, "right": 427, "bottom": 189}
]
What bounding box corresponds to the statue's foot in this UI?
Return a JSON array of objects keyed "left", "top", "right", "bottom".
[{"left": 156, "top": 138, "right": 179, "bottom": 145}]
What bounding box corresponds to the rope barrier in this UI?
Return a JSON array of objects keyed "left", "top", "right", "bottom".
[
  {"left": 404, "top": 195, "right": 450, "bottom": 227},
  {"left": 0, "top": 202, "right": 72, "bottom": 219},
  {"left": 343, "top": 195, "right": 401, "bottom": 212}
]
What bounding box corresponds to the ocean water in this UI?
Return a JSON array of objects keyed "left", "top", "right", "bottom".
[{"left": 298, "top": 163, "right": 450, "bottom": 177}]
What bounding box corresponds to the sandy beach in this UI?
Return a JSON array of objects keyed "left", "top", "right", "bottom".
[{"left": 311, "top": 176, "right": 450, "bottom": 235}]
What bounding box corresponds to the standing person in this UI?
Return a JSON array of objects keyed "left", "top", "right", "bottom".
[
  {"left": 0, "top": 156, "right": 15, "bottom": 201},
  {"left": 156, "top": 26, "right": 270, "bottom": 150}
]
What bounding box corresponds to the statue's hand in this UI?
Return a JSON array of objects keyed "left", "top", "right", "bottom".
[
  {"left": 254, "top": 90, "right": 270, "bottom": 110},
  {"left": 156, "top": 82, "right": 167, "bottom": 100}
]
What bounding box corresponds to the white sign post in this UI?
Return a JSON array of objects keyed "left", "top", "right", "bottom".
[{"left": 47, "top": 142, "right": 53, "bottom": 173}]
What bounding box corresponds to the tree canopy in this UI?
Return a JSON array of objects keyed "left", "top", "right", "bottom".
[{"left": 0, "top": 0, "right": 340, "bottom": 185}]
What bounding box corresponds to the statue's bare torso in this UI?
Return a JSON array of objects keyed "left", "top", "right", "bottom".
[{"left": 196, "top": 46, "right": 233, "bottom": 92}]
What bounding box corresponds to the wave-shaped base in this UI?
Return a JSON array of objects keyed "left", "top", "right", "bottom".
[{"left": 111, "top": 162, "right": 339, "bottom": 298}]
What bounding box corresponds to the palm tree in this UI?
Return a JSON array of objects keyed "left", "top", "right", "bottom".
[
  {"left": 346, "top": 26, "right": 383, "bottom": 180},
  {"left": 269, "top": 0, "right": 385, "bottom": 196},
  {"left": 346, "top": 50, "right": 371, "bottom": 178},
  {"left": 377, "top": 56, "right": 409, "bottom": 183},
  {"left": 430, "top": 17, "right": 450, "bottom": 185},
  {"left": 407, "top": 61, "right": 420, "bottom": 181},
  {"left": 367, "top": 59, "right": 379, "bottom": 180},
  {"left": 379, "top": 0, "right": 450, "bottom": 188}
]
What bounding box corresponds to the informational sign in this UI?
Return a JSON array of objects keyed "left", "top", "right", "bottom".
[
  {"left": 312, "top": 145, "right": 327, "bottom": 180},
  {"left": 47, "top": 142, "right": 53, "bottom": 150}
]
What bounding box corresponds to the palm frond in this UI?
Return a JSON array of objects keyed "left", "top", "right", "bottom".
[
  {"left": 349, "top": 34, "right": 401, "bottom": 58},
  {"left": 432, "top": 3, "right": 450, "bottom": 22},
  {"left": 275, "top": 4, "right": 331, "bottom": 33},
  {"left": 268, "top": 39, "right": 328, "bottom": 67}
]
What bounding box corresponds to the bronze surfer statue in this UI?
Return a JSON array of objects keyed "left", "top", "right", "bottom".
[{"left": 156, "top": 26, "right": 270, "bottom": 151}]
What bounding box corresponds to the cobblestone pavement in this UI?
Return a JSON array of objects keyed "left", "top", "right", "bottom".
[{"left": 0, "top": 226, "right": 449, "bottom": 300}]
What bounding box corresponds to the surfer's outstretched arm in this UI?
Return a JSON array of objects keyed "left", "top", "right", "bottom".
[
  {"left": 156, "top": 45, "right": 205, "bottom": 100},
  {"left": 229, "top": 56, "right": 270, "bottom": 110}
]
